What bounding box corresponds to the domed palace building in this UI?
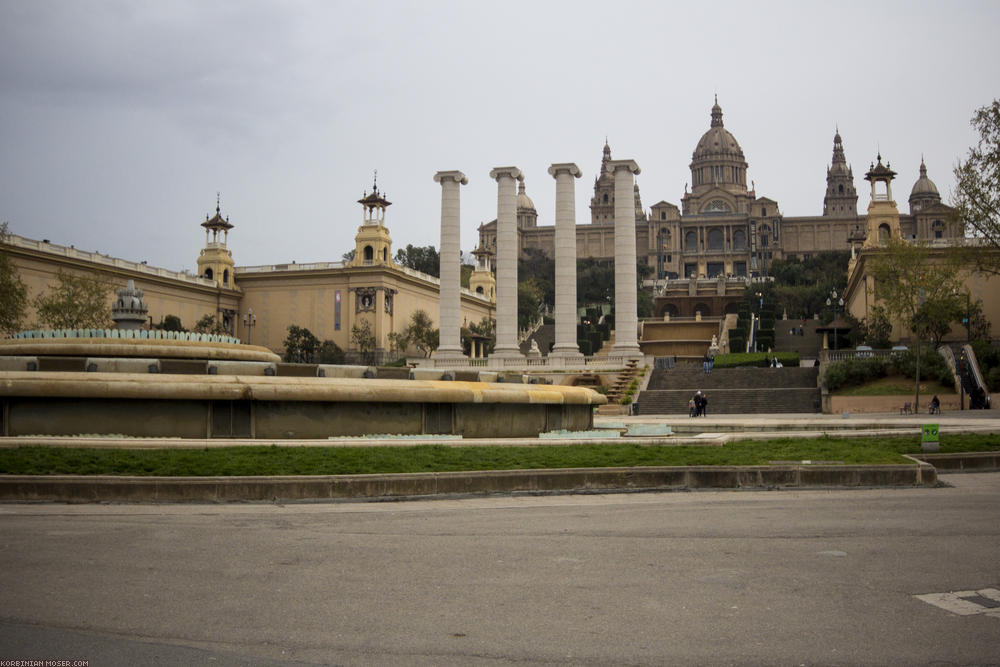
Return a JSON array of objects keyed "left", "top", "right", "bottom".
[{"left": 477, "top": 98, "right": 961, "bottom": 317}]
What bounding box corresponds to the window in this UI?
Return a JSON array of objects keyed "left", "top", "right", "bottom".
[
  {"left": 364, "top": 245, "right": 374, "bottom": 262},
  {"left": 661, "top": 211, "right": 666, "bottom": 220},
  {"left": 222, "top": 269, "right": 229, "bottom": 286},
  {"left": 603, "top": 194, "right": 609, "bottom": 204},
  {"left": 685, "top": 263, "right": 698, "bottom": 278},
  {"left": 707, "top": 228, "right": 724, "bottom": 251},
  {"left": 685, "top": 230, "right": 698, "bottom": 252},
  {"left": 204, "top": 268, "right": 213, "bottom": 280},
  {"left": 732, "top": 229, "right": 746, "bottom": 250},
  {"left": 734, "top": 261, "right": 747, "bottom": 276},
  {"left": 761, "top": 206, "right": 767, "bottom": 217},
  {"left": 707, "top": 262, "right": 724, "bottom": 278},
  {"left": 838, "top": 185, "right": 844, "bottom": 195}
]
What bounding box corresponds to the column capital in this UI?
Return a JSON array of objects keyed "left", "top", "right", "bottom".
[
  {"left": 489, "top": 166, "right": 522, "bottom": 182},
  {"left": 548, "top": 163, "right": 582, "bottom": 179},
  {"left": 606, "top": 159, "right": 641, "bottom": 176},
  {"left": 433, "top": 170, "right": 468, "bottom": 185}
]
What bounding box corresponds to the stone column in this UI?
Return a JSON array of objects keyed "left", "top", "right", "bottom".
[
  {"left": 489, "top": 166, "right": 522, "bottom": 359},
  {"left": 608, "top": 159, "right": 642, "bottom": 357},
  {"left": 432, "top": 170, "right": 468, "bottom": 360},
  {"left": 548, "top": 162, "right": 583, "bottom": 360}
]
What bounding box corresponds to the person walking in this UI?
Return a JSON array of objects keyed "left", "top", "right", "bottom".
[
  {"left": 688, "top": 395, "right": 697, "bottom": 417},
  {"left": 699, "top": 391, "right": 708, "bottom": 417}
]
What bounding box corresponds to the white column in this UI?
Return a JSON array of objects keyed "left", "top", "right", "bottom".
[
  {"left": 489, "top": 166, "right": 522, "bottom": 359},
  {"left": 548, "top": 162, "right": 583, "bottom": 360},
  {"left": 432, "top": 170, "right": 468, "bottom": 359},
  {"left": 608, "top": 159, "right": 642, "bottom": 357}
]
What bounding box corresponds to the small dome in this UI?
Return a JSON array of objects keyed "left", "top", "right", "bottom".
[
  {"left": 910, "top": 159, "right": 940, "bottom": 198},
  {"left": 516, "top": 178, "right": 535, "bottom": 211}
]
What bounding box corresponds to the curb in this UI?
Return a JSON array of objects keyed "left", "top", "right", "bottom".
[
  {"left": 0, "top": 463, "right": 937, "bottom": 503},
  {"left": 913, "top": 451, "right": 1000, "bottom": 472}
]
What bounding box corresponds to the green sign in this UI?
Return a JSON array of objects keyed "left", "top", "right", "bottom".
[{"left": 922, "top": 424, "right": 939, "bottom": 444}]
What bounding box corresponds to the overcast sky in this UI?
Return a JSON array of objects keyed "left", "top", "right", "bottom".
[{"left": 1, "top": 0, "right": 998, "bottom": 273}]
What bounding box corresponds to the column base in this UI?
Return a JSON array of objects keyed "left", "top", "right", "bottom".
[
  {"left": 490, "top": 345, "right": 524, "bottom": 360},
  {"left": 611, "top": 343, "right": 643, "bottom": 358},
  {"left": 431, "top": 346, "right": 467, "bottom": 361},
  {"left": 549, "top": 345, "right": 585, "bottom": 362}
]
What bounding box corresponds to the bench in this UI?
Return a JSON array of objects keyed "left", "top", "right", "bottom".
[{"left": 900, "top": 402, "right": 912, "bottom": 415}]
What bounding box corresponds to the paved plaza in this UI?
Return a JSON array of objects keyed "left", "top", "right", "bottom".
[{"left": 1, "top": 472, "right": 998, "bottom": 665}]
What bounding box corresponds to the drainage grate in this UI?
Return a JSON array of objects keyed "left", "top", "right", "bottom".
[{"left": 914, "top": 588, "right": 1000, "bottom": 617}]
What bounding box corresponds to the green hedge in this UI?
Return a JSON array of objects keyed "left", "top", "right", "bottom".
[
  {"left": 578, "top": 339, "right": 592, "bottom": 356},
  {"left": 712, "top": 352, "right": 800, "bottom": 368},
  {"left": 823, "top": 350, "right": 954, "bottom": 392}
]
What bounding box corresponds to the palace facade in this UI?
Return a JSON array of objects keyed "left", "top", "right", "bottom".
[
  {"left": 6, "top": 186, "right": 494, "bottom": 360},
  {"left": 477, "top": 99, "right": 961, "bottom": 281}
]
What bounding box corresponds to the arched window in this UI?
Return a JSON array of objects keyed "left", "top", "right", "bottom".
[
  {"left": 204, "top": 268, "right": 213, "bottom": 280},
  {"left": 382, "top": 248, "right": 388, "bottom": 261},
  {"left": 838, "top": 184, "right": 844, "bottom": 195},
  {"left": 364, "top": 245, "right": 374, "bottom": 262},
  {"left": 707, "top": 228, "right": 724, "bottom": 251},
  {"left": 685, "top": 230, "right": 698, "bottom": 252},
  {"left": 732, "top": 229, "right": 746, "bottom": 250},
  {"left": 878, "top": 224, "right": 891, "bottom": 244},
  {"left": 222, "top": 269, "right": 229, "bottom": 286},
  {"left": 476, "top": 286, "right": 484, "bottom": 295},
  {"left": 602, "top": 194, "right": 609, "bottom": 204}
]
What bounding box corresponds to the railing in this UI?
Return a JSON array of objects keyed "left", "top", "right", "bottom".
[
  {"left": 4, "top": 233, "right": 218, "bottom": 287},
  {"left": 825, "top": 348, "right": 896, "bottom": 362},
  {"left": 238, "top": 260, "right": 346, "bottom": 273},
  {"left": 962, "top": 343, "right": 990, "bottom": 403},
  {"left": 10, "top": 328, "right": 241, "bottom": 344},
  {"left": 518, "top": 315, "right": 544, "bottom": 344},
  {"left": 422, "top": 353, "right": 640, "bottom": 370}
]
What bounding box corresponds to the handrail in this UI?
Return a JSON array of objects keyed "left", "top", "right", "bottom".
[{"left": 962, "top": 343, "right": 991, "bottom": 403}]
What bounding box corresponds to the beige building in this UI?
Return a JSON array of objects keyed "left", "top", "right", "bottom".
[
  {"left": 843, "top": 157, "right": 1000, "bottom": 343},
  {"left": 477, "top": 99, "right": 962, "bottom": 303},
  {"left": 5, "top": 182, "right": 494, "bottom": 361}
]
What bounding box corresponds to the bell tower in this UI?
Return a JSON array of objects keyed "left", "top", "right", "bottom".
[
  {"left": 197, "top": 194, "right": 236, "bottom": 288},
  {"left": 469, "top": 242, "right": 496, "bottom": 303},
  {"left": 863, "top": 154, "right": 901, "bottom": 248},
  {"left": 350, "top": 174, "right": 394, "bottom": 267},
  {"left": 823, "top": 129, "right": 858, "bottom": 217}
]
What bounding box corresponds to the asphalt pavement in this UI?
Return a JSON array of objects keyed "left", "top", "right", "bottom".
[{"left": 1, "top": 472, "right": 998, "bottom": 665}]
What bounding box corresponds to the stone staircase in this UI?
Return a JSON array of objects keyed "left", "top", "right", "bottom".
[
  {"left": 606, "top": 358, "right": 640, "bottom": 404},
  {"left": 520, "top": 323, "right": 555, "bottom": 356},
  {"left": 636, "top": 366, "right": 821, "bottom": 414},
  {"left": 773, "top": 319, "right": 823, "bottom": 358}
]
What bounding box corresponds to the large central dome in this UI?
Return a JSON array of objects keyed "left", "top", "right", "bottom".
[
  {"left": 688, "top": 97, "right": 749, "bottom": 198},
  {"left": 692, "top": 98, "right": 745, "bottom": 162}
]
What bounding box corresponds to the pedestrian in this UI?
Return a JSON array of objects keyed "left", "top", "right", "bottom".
[
  {"left": 688, "top": 395, "right": 696, "bottom": 417},
  {"left": 694, "top": 390, "right": 703, "bottom": 417},
  {"left": 708, "top": 354, "right": 714, "bottom": 374},
  {"left": 700, "top": 392, "right": 708, "bottom": 417},
  {"left": 703, "top": 354, "right": 710, "bottom": 374},
  {"left": 929, "top": 395, "right": 940, "bottom": 414}
]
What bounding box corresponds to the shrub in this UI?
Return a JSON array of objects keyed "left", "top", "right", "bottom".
[
  {"left": 890, "top": 349, "right": 954, "bottom": 387},
  {"left": 713, "top": 352, "right": 800, "bottom": 368},
  {"left": 578, "top": 339, "right": 592, "bottom": 356}
]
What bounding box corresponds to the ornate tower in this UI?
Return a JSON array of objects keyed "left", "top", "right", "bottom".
[
  {"left": 687, "top": 97, "right": 749, "bottom": 200},
  {"left": 350, "top": 176, "right": 393, "bottom": 267},
  {"left": 863, "top": 154, "right": 901, "bottom": 248},
  {"left": 590, "top": 140, "right": 616, "bottom": 224},
  {"left": 823, "top": 130, "right": 858, "bottom": 217},
  {"left": 469, "top": 242, "right": 496, "bottom": 302},
  {"left": 197, "top": 195, "right": 236, "bottom": 289},
  {"left": 516, "top": 177, "right": 538, "bottom": 229}
]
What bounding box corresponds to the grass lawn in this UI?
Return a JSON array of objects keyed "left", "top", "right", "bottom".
[
  {"left": 835, "top": 376, "right": 956, "bottom": 396},
  {"left": 1, "top": 433, "right": 998, "bottom": 476}
]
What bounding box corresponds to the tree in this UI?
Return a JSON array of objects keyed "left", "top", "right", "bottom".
[
  {"left": 953, "top": 99, "right": 1000, "bottom": 273},
  {"left": 342, "top": 249, "right": 355, "bottom": 263},
  {"left": 351, "top": 319, "right": 377, "bottom": 365},
  {"left": 316, "top": 339, "right": 345, "bottom": 364},
  {"left": 394, "top": 244, "right": 440, "bottom": 276},
  {"left": 33, "top": 269, "right": 114, "bottom": 329},
  {"left": 157, "top": 315, "right": 185, "bottom": 332},
  {"left": 396, "top": 309, "right": 438, "bottom": 358},
  {"left": 283, "top": 325, "right": 320, "bottom": 362},
  {"left": 853, "top": 304, "right": 892, "bottom": 349},
  {"left": 0, "top": 222, "right": 28, "bottom": 335},
  {"left": 193, "top": 313, "right": 226, "bottom": 335},
  {"left": 868, "top": 238, "right": 965, "bottom": 411}
]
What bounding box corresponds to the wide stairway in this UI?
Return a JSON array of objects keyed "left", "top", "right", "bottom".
[
  {"left": 636, "top": 366, "right": 821, "bottom": 414},
  {"left": 773, "top": 319, "right": 824, "bottom": 359}
]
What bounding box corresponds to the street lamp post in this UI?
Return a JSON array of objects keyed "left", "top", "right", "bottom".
[
  {"left": 826, "top": 289, "right": 844, "bottom": 351},
  {"left": 242, "top": 308, "right": 256, "bottom": 345}
]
